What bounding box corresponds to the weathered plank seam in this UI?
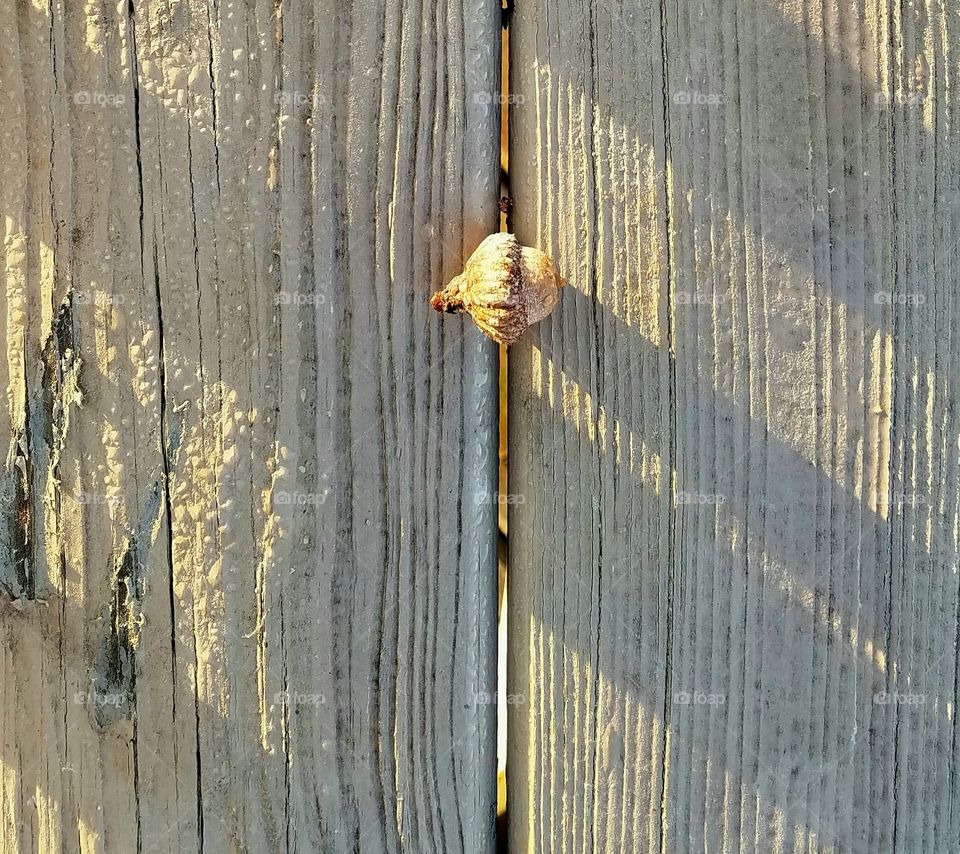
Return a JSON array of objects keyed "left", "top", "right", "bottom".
[
  {"left": 886, "top": 0, "right": 905, "bottom": 847},
  {"left": 583, "top": 4, "right": 601, "bottom": 854},
  {"left": 124, "top": 0, "right": 148, "bottom": 849},
  {"left": 656, "top": 0, "right": 678, "bottom": 851}
]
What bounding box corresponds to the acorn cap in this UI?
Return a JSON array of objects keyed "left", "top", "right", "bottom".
[{"left": 430, "top": 233, "right": 565, "bottom": 346}]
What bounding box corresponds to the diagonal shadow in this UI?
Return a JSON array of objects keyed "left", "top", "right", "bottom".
[{"left": 506, "top": 0, "right": 960, "bottom": 851}]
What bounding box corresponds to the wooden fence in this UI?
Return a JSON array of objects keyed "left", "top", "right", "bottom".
[{"left": 2, "top": 0, "right": 959, "bottom": 852}]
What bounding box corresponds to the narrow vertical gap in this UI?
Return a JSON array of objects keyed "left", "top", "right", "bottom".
[{"left": 496, "top": 1, "right": 512, "bottom": 851}]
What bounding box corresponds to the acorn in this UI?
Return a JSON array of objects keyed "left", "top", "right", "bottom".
[{"left": 430, "top": 233, "right": 566, "bottom": 346}]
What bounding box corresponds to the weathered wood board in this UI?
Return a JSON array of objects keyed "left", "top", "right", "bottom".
[
  {"left": 509, "top": 1, "right": 960, "bottom": 851},
  {"left": 0, "top": 1, "right": 500, "bottom": 852}
]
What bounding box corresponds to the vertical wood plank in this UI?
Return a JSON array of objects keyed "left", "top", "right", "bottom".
[
  {"left": 0, "top": 1, "right": 500, "bottom": 852},
  {"left": 508, "top": 0, "right": 960, "bottom": 851}
]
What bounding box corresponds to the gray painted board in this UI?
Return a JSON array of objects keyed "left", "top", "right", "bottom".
[
  {"left": 508, "top": 1, "right": 960, "bottom": 851},
  {"left": 0, "top": 1, "right": 499, "bottom": 851}
]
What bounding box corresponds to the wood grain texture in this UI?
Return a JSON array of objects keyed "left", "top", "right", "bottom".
[
  {"left": 508, "top": 0, "right": 960, "bottom": 851},
  {"left": 0, "top": 1, "right": 500, "bottom": 852}
]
